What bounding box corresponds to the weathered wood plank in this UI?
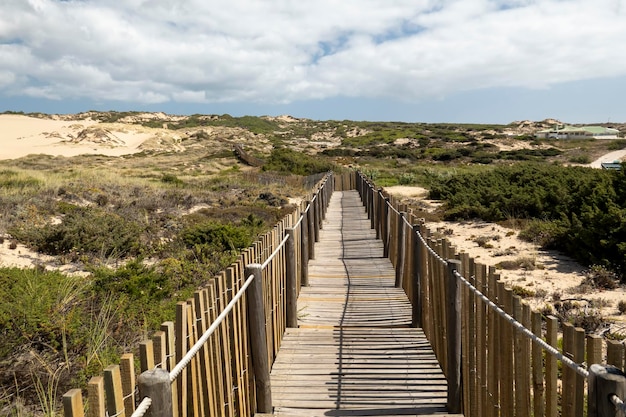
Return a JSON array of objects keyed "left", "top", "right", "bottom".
[{"left": 269, "top": 191, "right": 453, "bottom": 416}]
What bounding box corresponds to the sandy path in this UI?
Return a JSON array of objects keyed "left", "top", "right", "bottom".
[{"left": 588, "top": 149, "right": 626, "bottom": 168}]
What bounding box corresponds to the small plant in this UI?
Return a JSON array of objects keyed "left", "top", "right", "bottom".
[
  {"left": 495, "top": 256, "right": 537, "bottom": 270},
  {"left": 511, "top": 285, "right": 535, "bottom": 298},
  {"left": 473, "top": 235, "right": 494, "bottom": 248},
  {"left": 398, "top": 172, "right": 416, "bottom": 185},
  {"left": 618, "top": 300, "right": 626, "bottom": 315},
  {"left": 161, "top": 173, "right": 184, "bottom": 186},
  {"left": 582, "top": 265, "right": 619, "bottom": 290}
]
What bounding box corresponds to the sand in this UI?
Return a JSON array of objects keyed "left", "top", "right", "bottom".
[{"left": 0, "top": 114, "right": 156, "bottom": 160}]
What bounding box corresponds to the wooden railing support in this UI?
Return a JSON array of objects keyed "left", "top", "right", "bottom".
[
  {"left": 137, "top": 369, "right": 173, "bottom": 417},
  {"left": 313, "top": 195, "right": 320, "bottom": 242},
  {"left": 63, "top": 389, "right": 85, "bottom": 417},
  {"left": 286, "top": 228, "right": 298, "bottom": 328},
  {"left": 588, "top": 364, "right": 626, "bottom": 417},
  {"left": 382, "top": 197, "right": 390, "bottom": 258},
  {"left": 244, "top": 263, "right": 273, "bottom": 414},
  {"left": 446, "top": 259, "right": 463, "bottom": 414},
  {"left": 411, "top": 223, "right": 422, "bottom": 328},
  {"left": 307, "top": 201, "right": 315, "bottom": 260},
  {"left": 395, "top": 212, "right": 406, "bottom": 288},
  {"left": 301, "top": 211, "right": 310, "bottom": 286},
  {"left": 375, "top": 189, "right": 383, "bottom": 239}
]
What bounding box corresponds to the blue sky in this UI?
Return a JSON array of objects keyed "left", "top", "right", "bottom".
[{"left": 1, "top": 0, "right": 625, "bottom": 124}]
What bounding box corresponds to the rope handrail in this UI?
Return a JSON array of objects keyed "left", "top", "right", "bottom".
[
  {"left": 452, "top": 269, "right": 590, "bottom": 379},
  {"left": 130, "top": 397, "right": 152, "bottom": 417},
  {"left": 169, "top": 273, "right": 256, "bottom": 382},
  {"left": 611, "top": 394, "right": 626, "bottom": 413},
  {"left": 261, "top": 235, "right": 290, "bottom": 270}
]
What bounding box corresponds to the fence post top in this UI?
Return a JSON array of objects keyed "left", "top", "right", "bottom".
[
  {"left": 138, "top": 367, "right": 170, "bottom": 381},
  {"left": 447, "top": 259, "right": 462, "bottom": 267},
  {"left": 590, "top": 363, "right": 626, "bottom": 377}
]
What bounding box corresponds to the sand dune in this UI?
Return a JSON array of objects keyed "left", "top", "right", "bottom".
[{"left": 0, "top": 114, "right": 157, "bottom": 160}]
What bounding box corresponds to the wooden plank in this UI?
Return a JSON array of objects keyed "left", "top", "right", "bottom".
[
  {"left": 160, "top": 321, "right": 178, "bottom": 417},
  {"left": 545, "top": 316, "right": 558, "bottom": 417},
  {"left": 185, "top": 298, "right": 201, "bottom": 417},
  {"left": 63, "top": 389, "right": 85, "bottom": 417},
  {"left": 175, "top": 302, "right": 188, "bottom": 417},
  {"left": 139, "top": 339, "right": 154, "bottom": 373},
  {"left": 217, "top": 272, "right": 235, "bottom": 417},
  {"left": 532, "top": 311, "right": 545, "bottom": 417},
  {"left": 103, "top": 365, "right": 125, "bottom": 417},
  {"left": 119, "top": 354, "right": 135, "bottom": 415},
  {"left": 207, "top": 281, "right": 226, "bottom": 415},
  {"left": 87, "top": 377, "right": 105, "bottom": 417},
  {"left": 269, "top": 191, "right": 450, "bottom": 416}
]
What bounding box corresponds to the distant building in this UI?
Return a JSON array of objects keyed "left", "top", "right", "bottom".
[{"left": 535, "top": 125, "right": 620, "bottom": 140}]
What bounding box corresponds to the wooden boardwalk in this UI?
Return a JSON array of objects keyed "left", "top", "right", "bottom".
[{"left": 270, "top": 191, "right": 460, "bottom": 417}]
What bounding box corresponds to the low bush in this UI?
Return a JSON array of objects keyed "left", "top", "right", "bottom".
[
  {"left": 263, "top": 148, "right": 335, "bottom": 176},
  {"left": 11, "top": 206, "right": 144, "bottom": 260}
]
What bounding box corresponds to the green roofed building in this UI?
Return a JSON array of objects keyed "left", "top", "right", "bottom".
[{"left": 535, "top": 125, "right": 620, "bottom": 139}]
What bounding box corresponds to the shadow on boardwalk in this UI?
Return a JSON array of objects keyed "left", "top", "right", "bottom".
[{"left": 271, "top": 191, "right": 456, "bottom": 417}]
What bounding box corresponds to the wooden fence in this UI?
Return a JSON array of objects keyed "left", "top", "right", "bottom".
[
  {"left": 355, "top": 171, "right": 626, "bottom": 417},
  {"left": 62, "top": 172, "right": 343, "bottom": 417}
]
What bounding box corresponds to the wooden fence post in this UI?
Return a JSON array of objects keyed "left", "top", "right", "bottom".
[
  {"left": 244, "top": 263, "right": 273, "bottom": 414},
  {"left": 411, "top": 224, "right": 422, "bottom": 328},
  {"left": 446, "top": 259, "right": 462, "bottom": 414},
  {"left": 369, "top": 184, "right": 375, "bottom": 229},
  {"left": 375, "top": 189, "right": 383, "bottom": 239},
  {"left": 63, "top": 389, "right": 85, "bottom": 417},
  {"left": 137, "top": 368, "right": 173, "bottom": 417},
  {"left": 313, "top": 195, "right": 320, "bottom": 242},
  {"left": 383, "top": 197, "right": 390, "bottom": 258},
  {"left": 286, "top": 228, "right": 298, "bottom": 328},
  {"left": 104, "top": 365, "right": 125, "bottom": 417},
  {"left": 588, "top": 364, "right": 626, "bottom": 417},
  {"left": 395, "top": 212, "right": 406, "bottom": 288},
  {"left": 300, "top": 212, "right": 309, "bottom": 287},
  {"left": 307, "top": 201, "right": 315, "bottom": 260}
]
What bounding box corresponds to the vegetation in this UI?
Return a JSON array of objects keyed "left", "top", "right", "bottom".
[{"left": 429, "top": 163, "right": 626, "bottom": 280}]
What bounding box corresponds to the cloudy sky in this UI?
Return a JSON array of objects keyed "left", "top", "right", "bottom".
[{"left": 1, "top": 0, "right": 625, "bottom": 123}]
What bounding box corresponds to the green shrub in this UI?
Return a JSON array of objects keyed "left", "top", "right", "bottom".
[
  {"left": 398, "top": 172, "right": 416, "bottom": 185},
  {"left": 161, "top": 173, "right": 184, "bottom": 186},
  {"left": 11, "top": 206, "right": 143, "bottom": 259},
  {"left": 263, "top": 148, "right": 335, "bottom": 176},
  {"left": 568, "top": 155, "right": 591, "bottom": 164},
  {"left": 582, "top": 265, "right": 619, "bottom": 290},
  {"left": 608, "top": 140, "right": 626, "bottom": 151},
  {"left": 0, "top": 268, "right": 88, "bottom": 356},
  {"left": 181, "top": 221, "right": 254, "bottom": 252},
  {"left": 429, "top": 163, "right": 626, "bottom": 279},
  {"left": 92, "top": 260, "right": 172, "bottom": 302}
]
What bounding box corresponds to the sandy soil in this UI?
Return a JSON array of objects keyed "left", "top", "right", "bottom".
[{"left": 0, "top": 114, "right": 160, "bottom": 160}]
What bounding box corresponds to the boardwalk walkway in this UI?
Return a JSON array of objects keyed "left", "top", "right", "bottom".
[{"left": 270, "top": 191, "right": 458, "bottom": 416}]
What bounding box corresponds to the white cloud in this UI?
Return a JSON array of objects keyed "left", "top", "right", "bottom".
[{"left": 0, "top": 0, "right": 625, "bottom": 107}]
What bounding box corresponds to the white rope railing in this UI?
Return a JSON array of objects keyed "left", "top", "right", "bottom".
[
  {"left": 261, "top": 235, "right": 289, "bottom": 270},
  {"left": 169, "top": 273, "right": 255, "bottom": 382},
  {"left": 293, "top": 212, "right": 305, "bottom": 229},
  {"left": 611, "top": 394, "right": 626, "bottom": 413},
  {"left": 452, "top": 269, "right": 590, "bottom": 379},
  {"left": 130, "top": 397, "right": 152, "bottom": 417}
]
